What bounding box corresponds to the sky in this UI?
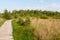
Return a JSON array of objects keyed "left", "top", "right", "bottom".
[{"left": 0, "top": 0, "right": 60, "bottom": 12}]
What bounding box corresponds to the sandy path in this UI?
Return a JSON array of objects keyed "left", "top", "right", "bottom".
[{"left": 0, "top": 20, "right": 14, "bottom": 40}]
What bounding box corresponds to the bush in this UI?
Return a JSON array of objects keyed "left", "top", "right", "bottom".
[
  {"left": 3, "top": 10, "right": 11, "bottom": 20},
  {"left": 17, "top": 18, "right": 25, "bottom": 26},
  {"left": 17, "top": 18, "right": 31, "bottom": 26},
  {"left": 12, "top": 20, "right": 37, "bottom": 40},
  {"left": 24, "top": 18, "right": 31, "bottom": 26},
  {"left": 40, "top": 14, "right": 48, "bottom": 19}
]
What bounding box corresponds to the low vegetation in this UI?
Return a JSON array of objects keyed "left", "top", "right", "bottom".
[
  {"left": 0, "top": 18, "right": 5, "bottom": 26},
  {"left": 30, "top": 18, "right": 60, "bottom": 40},
  {"left": 12, "top": 18, "right": 60, "bottom": 40},
  {"left": 0, "top": 10, "right": 60, "bottom": 20},
  {"left": 12, "top": 18, "right": 37, "bottom": 40},
  {"left": 0, "top": 21, "right": 3, "bottom": 26},
  {"left": 0, "top": 10, "right": 60, "bottom": 40}
]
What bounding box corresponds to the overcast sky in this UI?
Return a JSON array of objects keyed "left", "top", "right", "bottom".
[{"left": 0, "top": 0, "right": 60, "bottom": 12}]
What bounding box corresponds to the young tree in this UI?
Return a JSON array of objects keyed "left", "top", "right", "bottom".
[{"left": 3, "top": 9, "right": 11, "bottom": 19}]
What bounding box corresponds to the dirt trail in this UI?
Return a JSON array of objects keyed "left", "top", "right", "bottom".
[{"left": 0, "top": 20, "right": 14, "bottom": 40}]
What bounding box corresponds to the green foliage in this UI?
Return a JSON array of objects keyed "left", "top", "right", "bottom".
[
  {"left": 0, "top": 21, "right": 4, "bottom": 26},
  {"left": 0, "top": 10, "right": 60, "bottom": 19},
  {"left": 16, "top": 18, "right": 31, "bottom": 26},
  {"left": 40, "top": 14, "right": 48, "bottom": 19},
  {"left": 3, "top": 10, "right": 11, "bottom": 19},
  {"left": 24, "top": 18, "right": 31, "bottom": 26},
  {"left": 12, "top": 20, "right": 37, "bottom": 40},
  {"left": 0, "top": 19, "right": 5, "bottom": 26},
  {"left": 12, "top": 10, "right": 17, "bottom": 18},
  {"left": 0, "top": 14, "right": 3, "bottom": 18},
  {"left": 17, "top": 18, "right": 25, "bottom": 26},
  {"left": 11, "top": 10, "right": 60, "bottom": 19}
]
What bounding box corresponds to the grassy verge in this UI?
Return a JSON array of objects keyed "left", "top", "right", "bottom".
[
  {"left": 0, "top": 22, "right": 4, "bottom": 26},
  {"left": 0, "top": 20, "right": 5, "bottom": 26},
  {"left": 12, "top": 20, "right": 37, "bottom": 40}
]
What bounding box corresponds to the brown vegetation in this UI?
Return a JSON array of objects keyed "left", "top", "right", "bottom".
[{"left": 30, "top": 18, "right": 60, "bottom": 40}]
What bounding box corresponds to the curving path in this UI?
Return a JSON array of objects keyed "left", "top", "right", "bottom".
[{"left": 0, "top": 20, "right": 14, "bottom": 40}]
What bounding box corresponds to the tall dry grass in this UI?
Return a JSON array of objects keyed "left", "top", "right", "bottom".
[{"left": 30, "top": 18, "right": 60, "bottom": 40}]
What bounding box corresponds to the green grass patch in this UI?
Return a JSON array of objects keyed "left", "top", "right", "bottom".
[
  {"left": 12, "top": 20, "right": 37, "bottom": 40},
  {"left": 0, "top": 22, "right": 3, "bottom": 26},
  {"left": 0, "top": 21, "right": 5, "bottom": 26}
]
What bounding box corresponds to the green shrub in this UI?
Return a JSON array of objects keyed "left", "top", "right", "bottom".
[
  {"left": 12, "top": 20, "right": 37, "bottom": 40},
  {"left": 24, "top": 18, "right": 31, "bottom": 26},
  {"left": 16, "top": 18, "right": 25, "bottom": 26},
  {"left": 40, "top": 14, "right": 48, "bottom": 19},
  {"left": 17, "top": 18, "right": 31, "bottom": 26}
]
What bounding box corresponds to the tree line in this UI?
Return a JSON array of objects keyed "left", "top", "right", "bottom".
[{"left": 0, "top": 9, "right": 60, "bottom": 19}]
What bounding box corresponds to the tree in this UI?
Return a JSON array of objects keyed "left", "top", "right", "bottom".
[
  {"left": 3, "top": 9, "right": 11, "bottom": 19},
  {"left": 12, "top": 10, "right": 17, "bottom": 18}
]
